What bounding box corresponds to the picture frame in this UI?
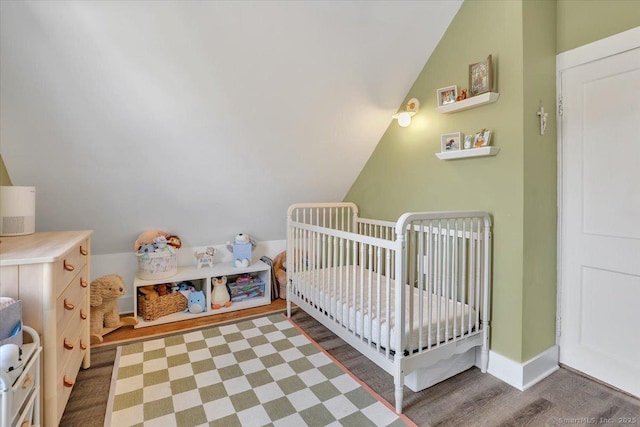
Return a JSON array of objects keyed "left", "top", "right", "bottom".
[
  {"left": 436, "top": 85, "right": 458, "bottom": 107},
  {"left": 441, "top": 132, "right": 463, "bottom": 152},
  {"left": 472, "top": 129, "right": 491, "bottom": 148},
  {"left": 469, "top": 55, "right": 492, "bottom": 96}
]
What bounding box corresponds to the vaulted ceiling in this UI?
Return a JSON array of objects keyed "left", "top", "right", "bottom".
[{"left": 0, "top": 1, "right": 462, "bottom": 254}]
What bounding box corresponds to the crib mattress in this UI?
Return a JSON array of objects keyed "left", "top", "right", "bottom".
[{"left": 291, "top": 266, "right": 477, "bottom": 352}]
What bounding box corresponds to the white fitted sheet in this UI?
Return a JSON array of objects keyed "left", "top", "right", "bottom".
[{"left": 290, "top": 265, "right": 477, "bottom": 352}]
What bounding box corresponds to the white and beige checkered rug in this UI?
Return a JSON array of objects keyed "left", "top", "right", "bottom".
[{"left": 104, "top": 314, "right": 413, "bottom": 427}]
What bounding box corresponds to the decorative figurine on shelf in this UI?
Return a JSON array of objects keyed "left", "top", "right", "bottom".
[
  {"left": 194, "top": 247, "right": 215, "bottom": 269},
  {"left": 464, "top": 135, "right": 473, "bottom": 150},
  {"left": 226, "top": 233, "right": 257, "bottom": 268},
  {"left": 211, "top": 276, "right": 232, "bottom": 309},
  {"left": 456, "top": 89, "right": 468, "bottom": 102}
]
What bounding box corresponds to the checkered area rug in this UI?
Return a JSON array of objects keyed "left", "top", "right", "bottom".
[{"left": 105, "top": 314, "right": 411, "bottom": 427}]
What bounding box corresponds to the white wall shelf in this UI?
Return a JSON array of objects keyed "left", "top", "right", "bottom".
[
  {"left": 436, "top": 92, "right": 500, "bottom": 114},
  {"left": 436, "top": 146, "right": 500, "bottom": 160}
]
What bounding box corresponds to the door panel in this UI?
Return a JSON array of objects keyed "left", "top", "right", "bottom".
[{"left": 560, "top": 46, "right": 640, "bottom": 397}]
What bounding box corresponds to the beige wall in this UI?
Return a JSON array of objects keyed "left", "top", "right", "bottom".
[{"left": 344, "top": 1, "right": 636, "bottom": 363}]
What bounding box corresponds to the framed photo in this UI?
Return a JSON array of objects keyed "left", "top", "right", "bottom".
[
  {"left": 472, "top": 129, "right": 491, "bottom": 148},
  {"left": 469, "top": 55, "right": 492, "bottom": 96},
  {"left": 437, "top": 85, "right": 458, "bottom": 107},
  {"left": 441, "top": 132, "right": 463, "bottom": 152}
]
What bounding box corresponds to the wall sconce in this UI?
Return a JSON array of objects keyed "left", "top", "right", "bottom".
[{"left": 392, "top": 98, "right": 420, "bottom": 127}]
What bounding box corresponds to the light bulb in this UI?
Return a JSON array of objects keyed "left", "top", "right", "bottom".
[{"left": 397, "top": 112, "right": 411, "bottom": 127}]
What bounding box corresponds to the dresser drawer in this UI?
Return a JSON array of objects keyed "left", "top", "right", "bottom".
[
  {"left": 56, "top": 305, "right": 89, "bottom": 375},
  {"left": 56, "top": 265, "right": 89, "bottom": 334},
  {"left": 56, "top": 323, "right": 88, "bottom": 422},
  {"left": 53, "top": 238, "right": 89, "bottom": 297}
]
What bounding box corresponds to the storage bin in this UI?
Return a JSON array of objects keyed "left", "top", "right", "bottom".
[
  {"left": 136, "top": 251, "right": 177, "bottom": 280},
  {"left": 137, "top": 292, "right": 187, "bottom": 321},
  {"left": 229, "top": 276, "right": 265, "bottom": 302}
]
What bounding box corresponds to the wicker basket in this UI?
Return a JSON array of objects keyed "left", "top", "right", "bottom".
[{"left": 137, "top": 292, "right": 187, "bottom": 321}]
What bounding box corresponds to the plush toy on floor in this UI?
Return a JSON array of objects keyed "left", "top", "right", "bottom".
[
  {"left": 211, "top": 276, "right": 232, "bottom": 309},
  {"left": 273, "top": 251, "right": 287, "bottom": 300},
  {"left": 90, "top": 274, "right": 126, "bottom": 336}
]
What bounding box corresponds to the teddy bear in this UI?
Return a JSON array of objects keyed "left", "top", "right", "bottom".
[
  {"left": 273, "top": 251, "right": 287, "bottom": 299},
  {"left": 90, "top": 274, "right": 125, "bottom": 336}
]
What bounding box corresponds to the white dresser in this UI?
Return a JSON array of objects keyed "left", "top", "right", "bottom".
[{"left": 0, "top": 230, "right": 92, "bottom": 427}]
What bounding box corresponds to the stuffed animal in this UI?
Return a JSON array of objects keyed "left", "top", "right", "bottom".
[
  {"left": 156, "top": 284, "right": 170, "bottom": 297},
  {"left": 0, "top": 343, "right": 23, "bottom": 384},
  {"left": 138, "top": 285, "right": 159, "bottom": 300},
  {"left": 273, "top": 251, "right": 287, "bottom": 300},
  {"left": 134, "top": 230, "right": 169, "bottom": 252},
  {"left": 211, "top": 276, "right": 232, "bottom": 309},
  {"left": 195, "top": 247, "right": 216, "bottom": 269},
  {"left": 177, "top": 281, "right": 195, "bottom": 293},
  {"left": 187, "top": 291, "right": 206, "bottom": 314},
  {"left": 90, "top": 274, "right": 125, "bottom": 336},
  {"left": 226, "top": 234, "right": 257, "bottom": 268},
  {"left": 166, "top": 235, "right": 182, "bottom": 250}
]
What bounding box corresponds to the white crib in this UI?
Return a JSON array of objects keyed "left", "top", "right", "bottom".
[{"left": 286, "top": 202, "right": 492, "bottom": 413}]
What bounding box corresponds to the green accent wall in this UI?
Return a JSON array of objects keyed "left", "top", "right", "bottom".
[
  {"left": 522, "top": 0, "right": 558, "bottom": 361},
  {"left": 345, "top": 0, "right": 529, "bottom": 362},
  {"left": 0, "top": 155, "right": 12, "bottom": 186},
  {"left": 557, "top": 0, "right": 640, "bottom": 53},
  {"left": 345, "top": 0, "right": 637, "bottom": 363}
]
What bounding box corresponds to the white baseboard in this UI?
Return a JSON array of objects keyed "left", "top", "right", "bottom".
[{"left": 486, "top": 345, "right": 559, "bottom": 391}]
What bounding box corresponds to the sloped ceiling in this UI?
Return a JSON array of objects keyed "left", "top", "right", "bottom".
[{"left": 0, "top": 0, "right": 462, "bottom": 254}]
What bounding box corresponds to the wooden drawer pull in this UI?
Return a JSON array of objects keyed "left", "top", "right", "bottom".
[
  {"left": 64, "top": 299, "right": 75, "bottom": 311},
  {"left": 80, "top": 309, "right": 87, "bottom": 320},
  {"left": 80, "top": 340, "right": 87, "bottom": 350},
  {"left": 21, "top": 374, "right": 33, "bottom": 389},
  {"left": 63, "top": 260, "right": 75, "bottom": 272},
  {"left": 63, "top": 376, "right": 75, "bottom": 388},
  {"left": 80, "top": 246, "right": 88, "bottom": 256},
  {"left": 64, "top": 338, "right": 75, "bottom": 350},
  {"left": 80, "top": 278, "right": 88, "bottom": 288}
]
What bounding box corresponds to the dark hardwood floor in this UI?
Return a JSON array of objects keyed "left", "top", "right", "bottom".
[{"left": 60, "top": 301, "right": 640, "bottom": 426}]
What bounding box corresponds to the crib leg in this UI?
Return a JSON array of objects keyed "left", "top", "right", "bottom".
[
  {"left": 286, "top": 280, "right": 291, "bottom": 318},
  {"left": 481, "top": 324, "right": 490, "bottom": 373},
  {"left": 394, "top": 384, "right": 403, "bottom": 414},
  {"left": 394, "top": 369, "right": 404, "bottom": 414}
]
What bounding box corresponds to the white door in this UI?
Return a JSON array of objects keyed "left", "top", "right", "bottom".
[{"left": 559, "top": 39, "right": 640, "bottom": 397}]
